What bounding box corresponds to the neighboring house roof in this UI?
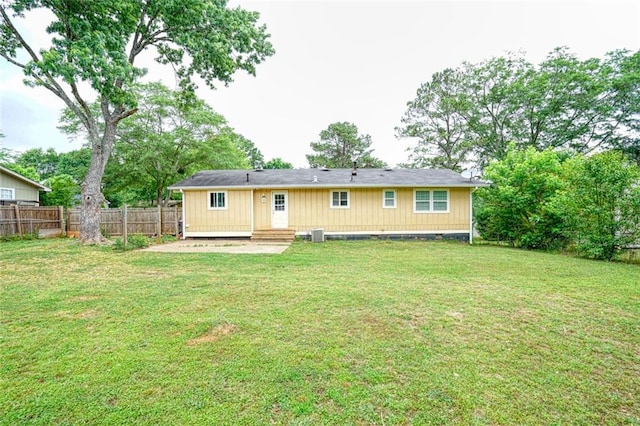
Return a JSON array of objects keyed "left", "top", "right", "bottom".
[
  {"left": 169, "top": 168, "right": 489, "bottom": 190},
  {"left": 0, "top": 165, "right": 51, "bottom": 192}
]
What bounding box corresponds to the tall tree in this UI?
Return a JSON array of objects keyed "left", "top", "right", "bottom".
[
  {"left": 61, "top": 82, "right": 248, "bottom": 206},
  {"left": 14, "top": 147, "right": 60, "bottom": 179},
  {"left": 462, "top": 53, "right": 532, "bottom": 166},
  {"left": 264, "top": 157, "right": 293, "bottom": 169},
  {"left": 399, "top": 48, "right": 640, "bottom": 169},
  {"left": 307, "top": 122, "right": 386, "bottom": 168},
  {"left": 397, "top": 68, "right": 472, "bottom": 170},
  {"left": 233, "top": 134, "right": 265, "bottom": 169},
  {"left": 1, "top": 0, "right": 274, "bottom": 242}
]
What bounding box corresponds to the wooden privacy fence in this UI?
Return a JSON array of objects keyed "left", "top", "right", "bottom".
[
  {"left": 0, "top": 205, "right": 181, "bottom": 238},
  {"left": 0, "top": 205, "right": 64, "bottom": 237},
  {"left": 67, "top": 206, "right": 181, "bottom": 237}
]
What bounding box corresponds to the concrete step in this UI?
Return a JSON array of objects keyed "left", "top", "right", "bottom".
[{"left": 251, "top": 228, "right": 295, "bottom": 242}]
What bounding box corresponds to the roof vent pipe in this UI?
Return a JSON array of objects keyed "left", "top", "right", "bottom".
[
  {"left": 352, "top": 161, "right": 357, "bottom": 176},
  {"left": 246, "top": 173, "right": 249, "bottom": 182}
]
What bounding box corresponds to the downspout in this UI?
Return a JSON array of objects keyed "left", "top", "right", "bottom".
[
  {"left": 469, "top": 187, "right": 478, "bottom": 244},
  {"left": 250, "top": 189, "right": 254, "bottom": 234},
  {"left": 180, "top": 189, "right": 186, "bottom": 240}
]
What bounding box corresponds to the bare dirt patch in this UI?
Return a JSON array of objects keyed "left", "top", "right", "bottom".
[{"left": 187, "top": 323, "right": 238, "bottom": 346}]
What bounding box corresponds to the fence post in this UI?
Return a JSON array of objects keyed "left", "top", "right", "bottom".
[
  {"left": 59, "top": 206, "right": 65, "bottom": 235},
  {"left": 174, "top": 206, "right": 179, "bottom": 236},
  {"left": 13, "top": 204, "right": 22, "bottom": 236},
  {"left": 157, "top": 204, "right": 162, "bottom": 237},
  {"left": 122, "top": 204, "right": 128, "bottom": 249}
]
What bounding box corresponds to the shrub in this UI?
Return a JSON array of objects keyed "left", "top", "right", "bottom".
[
  {"left": 113, "top": 234, "right": 150, "bottom": 251},
  {"left": 475, "top": 146, "right": 571, "bottom": 250}
]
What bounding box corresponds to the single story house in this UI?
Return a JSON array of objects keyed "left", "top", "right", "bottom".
[
  {"left": 169, "top": 167, "right": 489, "bottom": 242},
  {"left": 0, "top": 165, "right": 51, "bottom": 206}
]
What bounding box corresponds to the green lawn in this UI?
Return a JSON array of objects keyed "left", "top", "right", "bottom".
[{"left": 1, "top": 239, "right": 638, "bottom": 425}]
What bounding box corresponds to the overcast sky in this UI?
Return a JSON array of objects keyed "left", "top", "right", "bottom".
[{"left": 1, "top": 0, "right": 639, "bottom": 168}]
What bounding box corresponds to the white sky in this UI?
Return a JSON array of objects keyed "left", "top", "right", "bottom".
[{"left": 1, "top": 0, "right": 639, "bottom": 168}]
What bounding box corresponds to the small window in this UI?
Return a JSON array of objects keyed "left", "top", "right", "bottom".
[
  {"left": 415, "top": 190, "right": 431, "bottom": 212},
  {"left": 331, "top": 190, "right": 349, "bottom": 208},
  {"left": 0, "top": 188, "right": 14, "bottom": 200},
  {"left": 383, "top": 190, "right": 396, "bottom": 208},
  {"left": 433, "top": 190, "right": 448, "bottom": 211},
  {"left": 414, "top": 189, "right": 449, "bottom": 213},
  {"left": 208, "top": 191, "right": 227, "bottom": 210}
]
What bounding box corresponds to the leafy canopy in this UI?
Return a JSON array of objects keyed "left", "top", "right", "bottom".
[
  {"left": 307, "top": 122, "right": 386, "bottom": 169},
  {"left": 399, "top": 48, "right": 640, "bottom": 169},
  {"left": 1, "top": 0, "right": 274, "bottom": 241},
  {"left": 475, "top": 146, "right": 570, "bottom": 250}
]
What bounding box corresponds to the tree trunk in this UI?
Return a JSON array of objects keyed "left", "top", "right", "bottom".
[
  {"left": 79, "top": 166, "right": 106, "bottom": 243},
  {"left": 78, "top": 120, "right": 117, "bottom": 243}
]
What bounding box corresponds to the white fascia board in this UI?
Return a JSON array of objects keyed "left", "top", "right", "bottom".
[{"left": 170, "top": 183, "right": 488, "bottom": 191}]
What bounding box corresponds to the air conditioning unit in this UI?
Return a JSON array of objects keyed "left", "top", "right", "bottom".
[{"left": 311, "top": 228, "right": 324, "bottom": 243}]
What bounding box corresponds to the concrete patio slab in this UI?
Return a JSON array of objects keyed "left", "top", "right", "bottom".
[{"left": 141, "top": 239, "right": 291, "bottom": 254}]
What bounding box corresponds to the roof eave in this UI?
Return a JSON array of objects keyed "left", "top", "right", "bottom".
[
  {"left": 169, "top": 182, "right": 489, "bottom": 190},
  {"left": 0, "top": 165, "right": 51, "bottom": 191}
]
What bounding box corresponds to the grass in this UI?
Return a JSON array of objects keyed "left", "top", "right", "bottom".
[{"left": 1, "top": 239, "right": 639, "bottom": 425}]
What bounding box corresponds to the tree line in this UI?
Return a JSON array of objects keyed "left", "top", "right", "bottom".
[
  {"left": 1, "top": 0, "right": 638, "bottom": 246},
  {"left": 0, "top": 83, "right": 293, "bottom": 208},
  {"left": 397, "top": 48, "right": 640, "bottom": 170}
]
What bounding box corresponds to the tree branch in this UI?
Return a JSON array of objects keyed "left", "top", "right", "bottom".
[
  {"left": 0, "top": 6, "right": 41, "bottom": 64},
  {"left": 0, "top": 52, "right": 26, "bottom": 69}
]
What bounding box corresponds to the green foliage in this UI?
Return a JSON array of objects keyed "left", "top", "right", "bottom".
[
  {"left": 558, "top": 151, "right": 640, "bottom": 260},
  {"left": 400, "top": 48, "right": 640, "bottom": 169},
  {"left": 264, "top": 157, "right": 293, "bottom": 169},
  {"left": 61, "top": 82, "right": 249, "bottom": 207},
  {"left": 233, "top": 134, "right": 265, "bottom": 169},
  {"left": 13, "top": 147, "right": 60, "bottom": 179},
  {"left": 2, "top": 0, "right": 274, "bottom": 241},
  {"left": 476, "top": 146, "right": 570, "bottom": 249},
  {"left": 4, "top": 163, "right": 40, "bottom": 182},
  {"left": 113, "top": 234, "right": 150, "bottom": 251},
  {"left": 56, "top": 148, "right": 91, "bottom": 183},
  {"left": 398, "top": 68, "right": 472, "bottom": 170},
  {"left": 307, "top": 122, "right": 386, "bottom": 168},
  {"left": 11, "top": 147, "right": 89, "bottom": 186},
  {"left": 40, "top": 174, "right": 79, "bottom": 207}
]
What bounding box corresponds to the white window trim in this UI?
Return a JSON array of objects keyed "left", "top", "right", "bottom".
[
  {"left": 382, "top": 189, "right": 397, "bottom": 209},
  {"left": 413, "top": 189, "right": 449, "bottom": 214},
  {"left": 208, "top": 190, "right": 228, "bottom": 210},
  {"left": 0, "top": 187, "right": 15, "bottom": 200},
  {"left": 330, "top": 189, "right": 350, "bottom": 209}
]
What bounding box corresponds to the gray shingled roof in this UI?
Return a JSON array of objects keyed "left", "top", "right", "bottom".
[{"left": 169, "top": 168, "right": 488, "bottom": 189}]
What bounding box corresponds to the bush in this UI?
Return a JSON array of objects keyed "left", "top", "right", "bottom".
[
  {"left": 113, "top": 234, "right": 150, "bottom": 251},
  {"left": 559, "top": 151, "right": 640, "bottom": 260},
  {"left": 475, "top": 146, "right": 570, "bottom": 250}
]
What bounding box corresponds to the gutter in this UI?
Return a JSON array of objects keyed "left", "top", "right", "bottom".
[
  {"left": 180, "top": 189, "right": 186, "bottom": 240},
  {"left": 469, "top": 187, "right": 478, "bottom": 244}
]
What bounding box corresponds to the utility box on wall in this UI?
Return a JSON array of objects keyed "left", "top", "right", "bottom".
[{"left": 311, "top": 228, "right": 324, "bottom": 243}]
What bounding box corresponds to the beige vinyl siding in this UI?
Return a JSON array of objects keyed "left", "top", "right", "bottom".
[
  {"left": 0, "top": 172, "right": 40, "bottom": 202},
  {"left": 257, "top": 187, "right": 470, "bottom": 233},
  {"left": 185, "top": 187, "right": 470, "bottom": 234},
  {"left": 184, "top": 189, "right": 252, "bottom": 233}
]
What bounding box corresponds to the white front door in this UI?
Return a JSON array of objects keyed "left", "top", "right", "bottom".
[{"left": 271, "top": 191, "right": 288, "bottom": 229}]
